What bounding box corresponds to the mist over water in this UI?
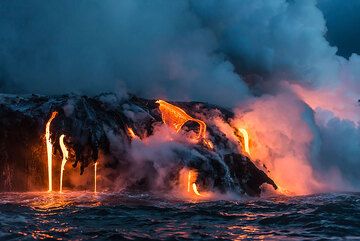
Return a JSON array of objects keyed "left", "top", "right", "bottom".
[{"left": 0, "top": 0, "right": 359, "bottom": 194}]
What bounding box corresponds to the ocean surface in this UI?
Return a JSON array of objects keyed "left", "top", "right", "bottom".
[{"left": 0, "top": 192, "right": 359, "bottom": 240}]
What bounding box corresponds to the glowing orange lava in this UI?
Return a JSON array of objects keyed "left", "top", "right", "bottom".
[
  {"left": 156, "top": 100, "right": 206, "bottom": 141},
  {"left": 127, "top": 127, "right": 138, "bottom": 139},
  {"left": 192, "top": 183, "right": 203, "bottom": 196},
  {"left": 94, "top": 162, "right": 97, "bottom": 193},
  {"left": 59, "top": 134, "right": 69, "bottom": 193},
  {"left": 238, "top": 128, "right": 251, "bottom": 156},
  {"left": 45, "top": 111, "right": 58, "bottom": 192},
  {"left": 203, "top": 139, "right": 214, "bottom": 150},
  {"left": 187, "top": 170, "right": 203, "bottom": 197}
]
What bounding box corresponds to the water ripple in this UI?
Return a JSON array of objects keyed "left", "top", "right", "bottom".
[{"left": 0, "top": 192, "right": 359, "bottom": 240}]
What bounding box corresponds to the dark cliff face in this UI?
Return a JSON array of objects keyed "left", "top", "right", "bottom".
[{"left": 0, "top": 93, "right": 277, "bottom": 195}]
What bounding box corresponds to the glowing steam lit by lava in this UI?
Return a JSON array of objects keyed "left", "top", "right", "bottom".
[
  {"left": 232, "top": 94, "right": 323, "bottom": 195},
  {"left": 94, "top": 162, "right": 98, "bottom": 193}
]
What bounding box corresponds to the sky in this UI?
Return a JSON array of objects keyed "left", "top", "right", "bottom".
[{"left": 318, "top": 0, "right": 360, "bottom": 58}]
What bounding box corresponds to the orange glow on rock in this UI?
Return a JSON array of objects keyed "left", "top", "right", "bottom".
[{"left": 45, "top": 111, "right": 58, "bottom": 192}]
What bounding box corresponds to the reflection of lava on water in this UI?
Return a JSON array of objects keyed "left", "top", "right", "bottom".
[{"left": 0, "top": 94, "right": 277, "bottom": 198}]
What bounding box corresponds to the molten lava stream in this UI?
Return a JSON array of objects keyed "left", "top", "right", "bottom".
[
  {"left": 156, "top": 100, "right": 207, "bottom": 141},
  {"left": 59, "top": 134, "right": 69, "bottom": 193},
  {"left": 127, "top": 127, "right": 137, "bottom": 139},
  {"left": 187, "top": 170, "right": 203, "bottom": 197},
  {"left": 238, "top": 128, "right": 251, "bottom": 156},
  {"left": 45, "top": 111, "right": 58, "bottom": 192}
]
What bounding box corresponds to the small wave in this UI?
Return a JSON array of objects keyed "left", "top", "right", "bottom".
[{"left": 0, "top": 192, "right": 359, "bottom": 240}]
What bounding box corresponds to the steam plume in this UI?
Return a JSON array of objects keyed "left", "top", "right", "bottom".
[{"left": 0, "top": 0, "right": 359, "bottom": 193}]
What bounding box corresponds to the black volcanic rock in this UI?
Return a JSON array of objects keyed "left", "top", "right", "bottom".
[{"left": 0, "top": 93, "right": 277, "bottom": 196}]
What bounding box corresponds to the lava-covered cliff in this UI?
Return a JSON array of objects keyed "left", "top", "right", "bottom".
[{"left": 0, "top": 93, "right": 277, "bottom": 196}]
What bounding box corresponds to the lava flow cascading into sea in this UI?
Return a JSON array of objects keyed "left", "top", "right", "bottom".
[
  {"left": 187, "top": 170, "right": 203, "bottom": 197},
  {"left": 45, "top": 111, "right": 58, "bottom": 192},
  {"left": 238, "top": 128, "right": 251, "bottom": 156},
  {"left": 59, "top": 134, "right": 69, "bottom": 193}
]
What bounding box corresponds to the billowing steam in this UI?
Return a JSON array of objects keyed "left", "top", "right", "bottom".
[{"left": 0, "top": 0, "right": 359, "bottom": 194}]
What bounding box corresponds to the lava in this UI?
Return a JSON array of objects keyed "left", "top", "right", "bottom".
[
  {"left": 127, "top": 127, "right": 138, "bottom": 139},
  {"left": 45, "top": 111, "right": 58, "bottom": 192},
  {"left": 156, "top": 100, "right": 206, "bottom": 141},
  {"left": 187, "top": 170, "right": 203, "bottom": 197},
  {"left": 59, "top": 134, "right": 69, "bottom": 193},
  {"left": 192, "top": 183, "right": 203, "bottom": 196},
  {"left": 238, "top": 128, "right": 251, "bottom": 156},
  {"left": 203, "top": 139, "right": 214, "bottom": 150}
]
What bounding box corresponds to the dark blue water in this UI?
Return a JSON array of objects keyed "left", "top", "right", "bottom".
[{"left": 0, "top": 192, "right": 359, "bottom": 240}]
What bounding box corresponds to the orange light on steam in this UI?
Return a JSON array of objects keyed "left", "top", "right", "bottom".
[
  {"left": 59, "top": 134, "right": 69, "bottom": 193},
  {"left": 45, "top": 111, "right": 58, "bottom": 192},
  {"left": 156, "top": 100, "right": 206, "bottom": 141},
  {"left": 94, "top": 162, "right": 98, "bottom": 193},
  {"left": 238, "top": 128, "right": 251, "bottom": 156}
]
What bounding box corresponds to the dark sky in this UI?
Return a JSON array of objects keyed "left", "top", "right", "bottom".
[{"left": 318, "top": 0, "right": 360, "bottom": 58}]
